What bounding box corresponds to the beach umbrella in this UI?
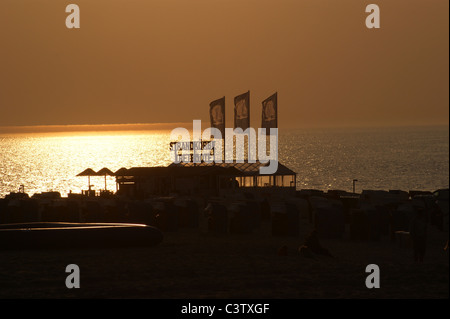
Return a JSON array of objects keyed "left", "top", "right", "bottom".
[
  {"left": 97, "top": 167, "right": 115, "bottom": 191},
  {"left": 76, "top": 168, "right": 96, "bottom": 191},
  {"left": 115, "top": 167, "right": 128, "bottom": 176}
]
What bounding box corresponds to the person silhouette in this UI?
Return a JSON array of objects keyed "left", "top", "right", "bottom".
[{"left": 303, "top": 229, "right": 333, "bottom": 257}]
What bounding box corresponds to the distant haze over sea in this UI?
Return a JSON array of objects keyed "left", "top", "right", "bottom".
[{"left": 0, "top": 123, "right": 193, "bottom": 134}]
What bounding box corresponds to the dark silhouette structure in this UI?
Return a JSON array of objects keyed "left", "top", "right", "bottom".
[{"left": 301, "top": 229, "right": 333, "bottom": 257}]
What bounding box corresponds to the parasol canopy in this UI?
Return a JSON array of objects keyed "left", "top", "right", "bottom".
[
  {"left": 115, "top": 167, "right": 128, "bottom": 176},
  {"left": 76, "top": 168, "right": 97, "bottom": 177},
  {"left": 97, "top": 168, "right": 115, "bottom": 176},
  {"left": 76, "top": 168, "right": 96, "bottom": 191},
  {"left": 96, "top": 168, "right": 115, "bottom": 191}
]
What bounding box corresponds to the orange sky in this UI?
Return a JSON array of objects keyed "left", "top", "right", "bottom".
[{"left": 0, "top": 0, "right": 448, "bottom": 129}]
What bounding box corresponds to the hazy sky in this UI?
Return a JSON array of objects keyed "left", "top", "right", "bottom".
[{"left": 0, "top": 0, "right": 448, "bottom": 129}]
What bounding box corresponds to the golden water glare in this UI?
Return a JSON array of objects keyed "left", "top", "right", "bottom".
[
  {"left": 0, "top": 131, "right": 173, "bottom": 197},
  {"left": 0, "top": 126, "right": 448, "bottom": 197}
]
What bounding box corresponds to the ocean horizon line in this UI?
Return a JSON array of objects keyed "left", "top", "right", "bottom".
[
  {"left": 0, "top": 122, "right": 448, "bottom": 135},
  {"left": 0, "top": 122, "right": 193, "bottom": 135}
]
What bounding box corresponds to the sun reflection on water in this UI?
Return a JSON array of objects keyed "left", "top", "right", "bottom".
[
  {"left": 0, "top": 131, "right": 173, "bottom": 197},
  {"left": 0, "top": 126, "right": 448, "bottom": 197}
]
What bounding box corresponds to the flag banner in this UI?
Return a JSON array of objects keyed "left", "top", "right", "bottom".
[
  {"left": 261, "top": 92, "right": 277, "bottom": 131},
  {"left": 209, "top": 97, "right": 226, "bottom": 138},
  {"left": 234, "top": 91, "right": 250, "bottom": 130}
]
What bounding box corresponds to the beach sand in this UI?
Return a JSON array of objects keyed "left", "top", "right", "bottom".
[{"left": 0, "top": 219, "right": 448, "bottom": 299}]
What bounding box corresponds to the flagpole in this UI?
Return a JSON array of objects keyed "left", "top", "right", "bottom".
[{"left": 247, "top": 90, "right": 250, "bottom": 163}]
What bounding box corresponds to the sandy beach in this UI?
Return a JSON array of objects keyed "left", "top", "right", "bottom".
[
  {"left": 1, "top": 0, "right": 448, "bottom": 305},
  {"left": 0, "top": 217, "right": 447, "bottom": 299}
]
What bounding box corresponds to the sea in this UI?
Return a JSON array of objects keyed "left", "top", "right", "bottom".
[{"left": 0, "top": 125, "right": 448, "bottom": 198}]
